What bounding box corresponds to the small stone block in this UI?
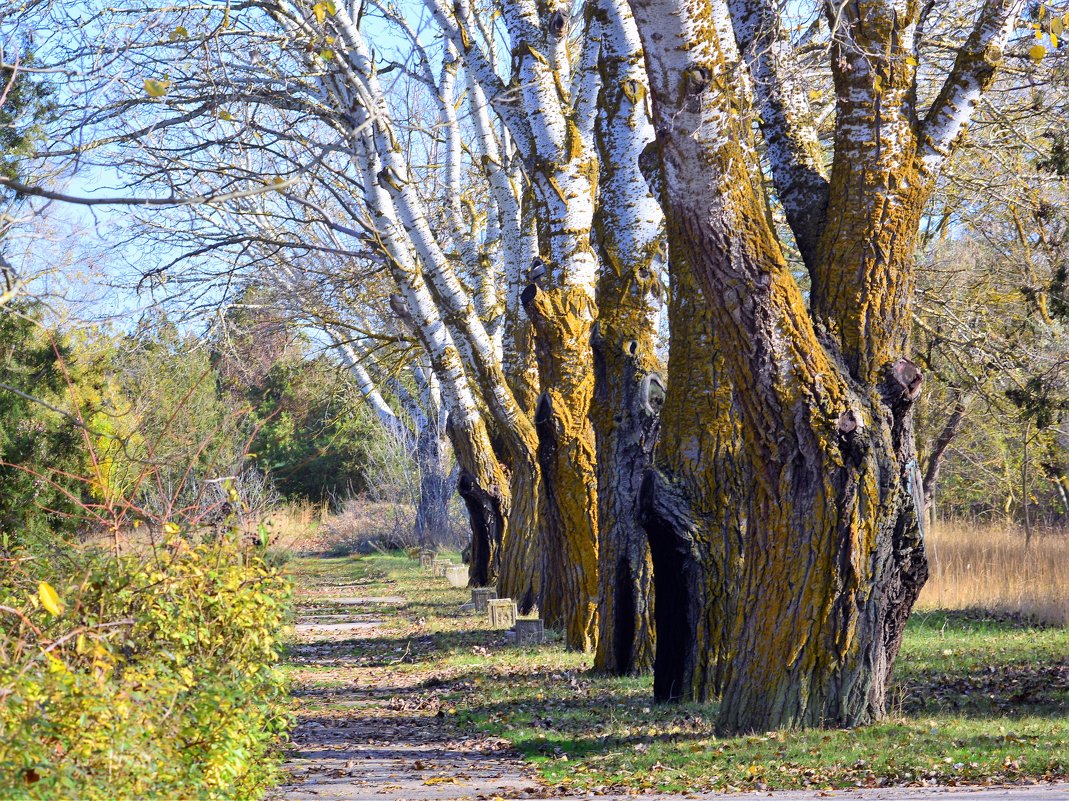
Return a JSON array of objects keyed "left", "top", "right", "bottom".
[
  {"left": 471, "top": 587, "right": 497, "bottom": 614},
  {"left": 431, "top": 558, "right": 451, "bottom": 577},
  {"left": 514, "top": 617, "right": 544, "bottom": 646},
  {"left": 445, "top": 564, "right": 469, "bottom": 588},
  {"left": 487, "top": 598, "right": 518, "bottom": 629},
  {"left": 418, "top": 550, "right": 435, "bottom": 569}
]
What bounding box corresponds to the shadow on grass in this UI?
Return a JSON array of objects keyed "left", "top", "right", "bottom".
[{"left": 285, "top": 625, "right": 512, "bottom": 666}]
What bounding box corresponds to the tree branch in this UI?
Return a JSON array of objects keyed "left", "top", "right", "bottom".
[{"left": 920, "top": 0, "right": 1028, "bottom": 173}]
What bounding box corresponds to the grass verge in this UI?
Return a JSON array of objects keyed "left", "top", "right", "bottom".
[{"left": 307, "top": 551, "right": 1068, "bottom": 794}]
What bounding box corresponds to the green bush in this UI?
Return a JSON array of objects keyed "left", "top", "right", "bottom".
[{"left": 0, "top": 535, "right": 291, "bottom": 800}]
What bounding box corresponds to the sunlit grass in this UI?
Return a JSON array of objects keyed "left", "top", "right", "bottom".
[{"left": 285, "top": 549, "right": 1069, "bottom": 794}]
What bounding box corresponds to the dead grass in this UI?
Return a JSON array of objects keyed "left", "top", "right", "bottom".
[
  {"left": 320, "top": 496, "right": 417, "bottom": 554},
  {"left": 260, "top": 501, "right": 329, "bottom": 553},
  {"left": 919, "top": 520, "right": 1069, "bottom": 626}
]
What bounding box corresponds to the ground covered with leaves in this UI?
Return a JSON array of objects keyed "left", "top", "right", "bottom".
[{"left": 290, "top": 552, "right": 1068, "bottom": 796}]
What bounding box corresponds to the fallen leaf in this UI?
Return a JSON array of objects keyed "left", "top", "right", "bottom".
[{"left": 38, "top": 582, "right": 64, "bottom": 616}]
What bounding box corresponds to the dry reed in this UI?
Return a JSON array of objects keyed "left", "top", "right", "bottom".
[{"left": 918, "top": 521, "right": 1069, "bottom": 626}]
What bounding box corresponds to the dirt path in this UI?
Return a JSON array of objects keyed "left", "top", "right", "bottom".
[
  {"left": 269, "top": 556, "right": 1069, "bottom": 801},
  {"left": 269, "top": 559, "right": 540, "bottom": 801}
]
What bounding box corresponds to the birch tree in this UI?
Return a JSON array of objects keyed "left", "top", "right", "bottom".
[{"left": 19, "top": 0, "right": 672, "bottom": 652}]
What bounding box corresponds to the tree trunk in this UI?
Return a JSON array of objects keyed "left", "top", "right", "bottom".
[
  {"left": 716, "top": 365, "right": 929, "bottom": 732},
  {"left": 638, "top": 245, "right": 745, "bottom": 700},
  {"left": 447, "top": 415, "right": 510, "bottom": 589},
  {"left": 523, "top": 282, "right": 600, "bottom": 651},
  {"left": 497, "top": 449, "right": 542, "bottom": 611},
  {"left": 922, "top": 392, "right": 968, "bottom": 515},
  {"left": 413, "top": 423, "right": 452, "bottom": 547},
  {"left": 591, "top": 316, "right": 661, "bottom": 674},
  {"left": 629, "top": 0, "right": 931, "bottom": 732},
  {"left": 497, "top": 201, "right": 544, "bottom": 613},
  {"left": 589, "top": 0, "right": 666, "bottom": 676}
]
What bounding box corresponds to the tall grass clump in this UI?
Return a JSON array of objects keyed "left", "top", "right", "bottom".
[
  {"left": 0, "top": 532, "right": 291, "bottom": 800},
  {"left": 919, "top": 521, "right": 1069, "bottom": 625}
]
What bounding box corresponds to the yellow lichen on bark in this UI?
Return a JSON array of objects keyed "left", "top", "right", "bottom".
[{"left": 524, "top": 282, "right": 600, "bottom": 652}]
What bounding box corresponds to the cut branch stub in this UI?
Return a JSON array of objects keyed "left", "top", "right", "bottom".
[
  {"left": 640, "top": 371, "right": 667, "bottom": 417},
  {"left": 621, "top": 79, "right": 645, "bottom": 104},
  {"left": 837, "top": 409, "right": 860, "bottom": 434},
  {"left": 527, "top": 256, "right": 549, "bottom": 284},
  {"left": 892, "top": 358, "right": 923, "bottom": 401},
  {"left": 388, "top": 294, "right": 416, "bottom": 332}
]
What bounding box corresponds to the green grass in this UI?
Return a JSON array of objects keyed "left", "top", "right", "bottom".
[{"left": 285, "top": 552, "right": 1069, "bottom": 793}]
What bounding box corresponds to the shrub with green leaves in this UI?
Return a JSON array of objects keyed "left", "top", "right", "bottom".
[{"left": 0, "top": 535, "right": 291, "bottom": 800}]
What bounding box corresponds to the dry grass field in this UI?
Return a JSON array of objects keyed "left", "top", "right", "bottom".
[{"left": 919, "top": 521, "right": 1069, "bottom": 626}]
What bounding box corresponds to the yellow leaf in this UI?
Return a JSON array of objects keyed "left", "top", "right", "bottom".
[
  {"left": 905, "top": 55, "right": 918, "bottom": 67},
  {"left": 1052, "top": 16, "right": 1064, "bottom": 35},
  {"left": 218, "top": 109, "right": 233, "bottom": 121},
  {"left": 163, "top": 521, "right": 180, "bottom": 535},
  {"left": 1030, "top": 43, "right": 1047, "bottom": 61},
  {"left": 312, "top": 1, "right": 328, "bottom": 23},
  {"left": 424, "top": 777, "right": 461, "bottom": 786},
  {"left": 144, "top": 78, "right": 171, "bottom": 97},
  {"left": 319, "top": 48, "right": 334, "bottom": 61},
  {"left": 38, "top": 581, "right": 64, "bottom": 616},
  {"left": 169, "top": 25, "right": 189, "bottom": 40}
]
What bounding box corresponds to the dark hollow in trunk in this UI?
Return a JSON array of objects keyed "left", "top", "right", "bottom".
[
  {"left": 533, "top": 391, "right": 564, "bottom": 629},
  {"left": 457, "top": 470, "right": 503, "bottom": 588},
  {"left": 613, "top": 557, "right": 636, "bottom": 672},
  {"left": 640, "top": 470, "right": 698, "bottom": 703}
]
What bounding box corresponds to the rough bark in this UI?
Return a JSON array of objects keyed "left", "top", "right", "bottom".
[
  {"left": 726, "top": 0, "right": 828, "bottom": 272},
  {"left": 589, "top": 0, "right": 666, "bottom": 676},
  {"left": 523, "top": 283, "right": 601, "bottom": 651},
  {"left": 429, "top": 0, "right": 604, "bottom": 650},
  {"left": 639, "top": 242, "right": 745, "bottom": 701},
  {"left": 629, "top": 0, "right": 933, "bottom": 732},
  {"left": 497, "top": 449, "right": 542, "bottom": 611}
]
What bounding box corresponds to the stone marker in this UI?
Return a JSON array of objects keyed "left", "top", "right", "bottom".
[
  {"left": 487, "top": 598, "right": 518, "bottom": 629},
  {"left": 431, "top": 558, "right": 451, "bottom": 577},
  {"left": 514, "top": 617, "right": 545, "bottom": 646},
  {"left": 471, "top": 587, "right": 497, "bottom": 614},
  {"left": 418, "top": 550, "right": 435, "bottom": 569},
  {"left": 445, "top": 564, "right": 468, "bottom": 588}
]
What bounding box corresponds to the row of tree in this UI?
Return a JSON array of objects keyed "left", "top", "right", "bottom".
[{"left": 3, "top": 0, "right": 1068, "bottom": 734}]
